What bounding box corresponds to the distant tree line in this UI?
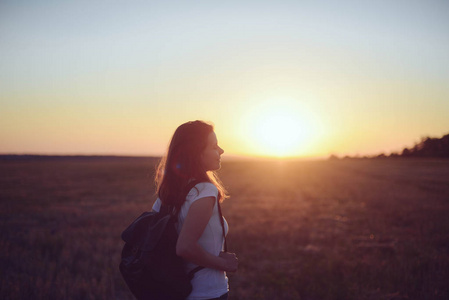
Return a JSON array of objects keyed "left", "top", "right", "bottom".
[{"left": 330, "top": 133, "right": 449, "bottom": 160}]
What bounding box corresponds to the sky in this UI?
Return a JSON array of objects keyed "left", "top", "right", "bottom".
[{"left": 1, "top": 0, "right": 448, "bottom": 159}]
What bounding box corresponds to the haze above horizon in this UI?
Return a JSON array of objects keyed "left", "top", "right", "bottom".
[{"left": 1, "top": 0, "right": 448, "bottom": 159}]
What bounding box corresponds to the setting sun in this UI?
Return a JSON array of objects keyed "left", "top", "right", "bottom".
[
  {"left": 238, "top": 99, "right": 318, "bottom": 158},
  {"left": 253, "top": 112, "right": 308, "bottom": 157}
]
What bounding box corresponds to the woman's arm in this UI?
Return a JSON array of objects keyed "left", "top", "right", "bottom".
[{"left": 176, "top": 196, "right": 238, "bottom": 272}]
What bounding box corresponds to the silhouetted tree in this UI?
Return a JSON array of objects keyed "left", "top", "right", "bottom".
[
  {"left": 334, "top": 132, "right": 449, "bottom": 159},
  {"left": 389, "top": 152, "right": 399, "bottom": 158},
  {"left": 401, "top": 148, "right": 411, "bottom": 157},
  {"left": 398, "top": 133, "right": 449, "bottom": 158}
]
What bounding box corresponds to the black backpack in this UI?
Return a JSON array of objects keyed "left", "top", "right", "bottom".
[
  {"left": 119, "top": 205, "right": 202, "bottom": 300},
  {"left": 119, "top": 182, "right": 227, "bottom": 300}
]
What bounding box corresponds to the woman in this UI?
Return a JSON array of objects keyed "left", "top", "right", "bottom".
[{"left": 152, "top": 120, "right": 238, "bottom": 300}]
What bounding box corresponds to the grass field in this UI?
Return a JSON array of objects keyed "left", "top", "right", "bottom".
[{"left": 1, "top": 157, "right": 448, "bottom": 300}]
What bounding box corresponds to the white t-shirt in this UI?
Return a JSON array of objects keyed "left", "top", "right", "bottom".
[{"left": 152, "top": 182, "right": 229, "bottom": 300}]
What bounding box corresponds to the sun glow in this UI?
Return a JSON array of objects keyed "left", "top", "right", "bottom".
[{"left": 240, "top": 99, "right": 318, "bottom": 158}]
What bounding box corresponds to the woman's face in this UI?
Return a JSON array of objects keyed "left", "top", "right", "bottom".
[{"left": 201, "top": 131, "right": 224, "bottom": 171}]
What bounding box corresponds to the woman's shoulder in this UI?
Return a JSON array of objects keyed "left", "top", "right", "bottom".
[
  {"left": 152, "top": 198, "right": 162, "bottom": 212},
  {"left": 187, "top": 182, "right": 218, "bottom": 201}
]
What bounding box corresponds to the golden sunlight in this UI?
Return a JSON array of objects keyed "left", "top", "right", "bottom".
[{"left": 240, "top": 99, "right": 316, "bottom": 158}]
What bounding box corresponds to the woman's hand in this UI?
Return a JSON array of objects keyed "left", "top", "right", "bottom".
[{"left": 219, "top": 251, "right": 238, "bottom": 272}]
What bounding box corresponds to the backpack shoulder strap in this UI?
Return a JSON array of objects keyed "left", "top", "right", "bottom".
[
  {"left": 188, "top": 265, "right": 204, "bottom": 278},
  {"left": 217, "top": 199, "right": 227, "bottom": 252}
]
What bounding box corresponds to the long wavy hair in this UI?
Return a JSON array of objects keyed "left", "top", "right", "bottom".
[{"left": 155, "top": 120, "right": 228, "bottom": 211}]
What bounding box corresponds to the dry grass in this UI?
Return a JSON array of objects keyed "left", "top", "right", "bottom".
[{"left": 1, "top": 157, "right": 448, "bottom": 300}]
